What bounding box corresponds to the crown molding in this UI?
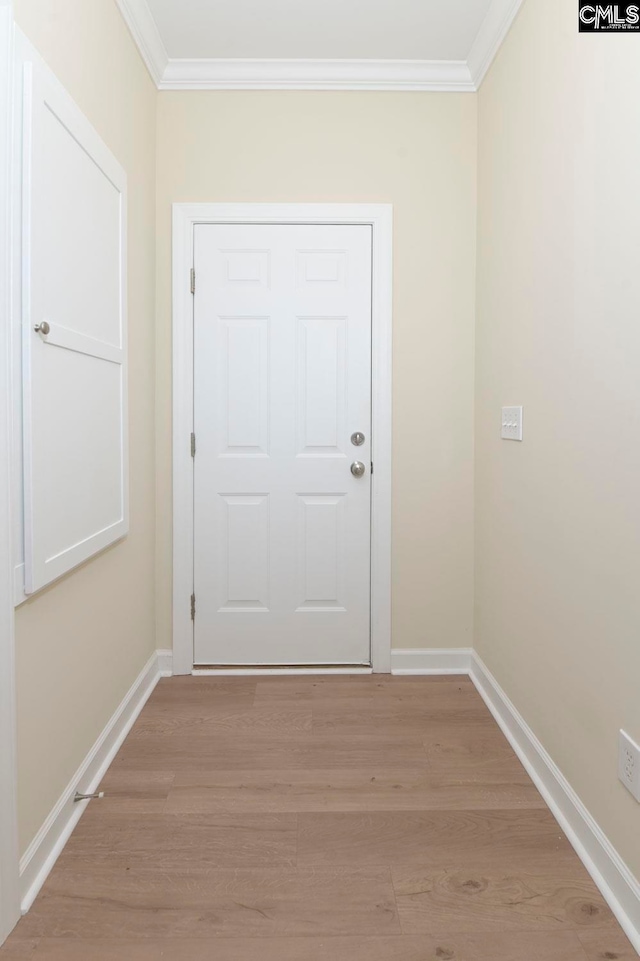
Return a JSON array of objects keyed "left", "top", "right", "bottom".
[
  {"left": 114, "top": 0, "right": 168, "bottom": 86},
  {"left": 159, "top": 58, "right": 475, "bottom": 92},
  {"left": 115, "top": 0, "right": 524, "bottom": 92},
  {"left": 467, "top": 0, "right": 526, "bottom": 87}
]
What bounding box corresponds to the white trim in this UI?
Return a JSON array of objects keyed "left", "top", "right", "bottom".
[
  {"left": 113, "top": 0, "right": 525, "bottom": 92},
  {"left": 171, "top": 205, "right": 196, "bottom": 678},
  {"left": 193, "top": 667, "right": 374, "bottom": 677},
  {"left": 156, "top": 648, "right": 174, "bottom": 677},
  {"left": 13, "top": 562, "right": 25, "bottom": 606},
  {"left": 369, "top": 209, "right": 393, "bottom": 675},
  {"left": 172, "top": 203, "right": 393, "bottom": 676},
  {"left": 467, "top": 0, "right": 526, "bottom": 87},
  {"left": 391, "top": 648, "right": 473, "bottom": 675},
  {"left": 0, "top": 0, "right": 20, "bottom": 945},
  {"left": 470, "top": 652, "right": 640, "bottom": 955},
  {"left": 113, "top": 0, "right": 168, "bottom": 87},
  {"left": 19, "top": 650, "right": 169, "bottom": 914},
  {"left": 159, "top": 58, "right": 475, "bottom": 92}
]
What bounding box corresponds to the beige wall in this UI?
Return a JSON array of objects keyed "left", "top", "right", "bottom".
[
  {"left": 13, "top": 0, "right": 157, "bottom": 854},
  {"left": 155, "top": 91, "right": 478, "bottom": 654},
  {"left": 476, "top": 0, "right": 640, "bottom": 880}
]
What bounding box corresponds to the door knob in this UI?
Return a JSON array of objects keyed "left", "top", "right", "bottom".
[
  {"left": 34, "top": 321, "right": 50, "bottom": 335},
  {"left": 350, "top": 461, "right": 366, "bottom": 478}
]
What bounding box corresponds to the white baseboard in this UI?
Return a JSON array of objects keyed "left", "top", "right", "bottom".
[
  {"left": 390, "top": 647, "right": 472, "bottom": 675},
  {"left": 19, "top": 649, "right": 172, "bottom": 913},
  {"left": 469, "top": 652, "right": 640, "bottom": 955},
  {"left": 157, "top": 648, "right": 173, "bottom": 677}
]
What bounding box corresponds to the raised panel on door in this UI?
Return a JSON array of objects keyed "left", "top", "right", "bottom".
[
  {"left": 219, "top": 249, "right": 271, "bottom": 288},
  {"left": 217, "top": 317, "right": 270, "bottom": 457},
  {"left": 217, "top": 494, "right": 270, "bottom": 613},
  {"left": 296, "top": 494, "right": 346, "bottom": 612},
  {"left": 193, "top": 223, "right": 372, "bottom": 666},
  {"left": 296, "top": 317, "right": 347, "bottom": 457},
  {"left": 297, "top": 249, "right": 347, "bottom": 287}
]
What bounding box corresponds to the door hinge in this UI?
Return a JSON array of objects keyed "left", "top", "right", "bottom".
[
  {"left": 190, "top": 593, "right": 196, "bottom": 620},
  {"left": 190, "top": 268, "right": 196, "bottom": 294},
  {"left": 190, "top": 432, "right": 196, "bottom": 458}
]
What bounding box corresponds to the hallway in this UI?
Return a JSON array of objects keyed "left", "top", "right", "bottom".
[{"left": 0, "top": 675, "right": 633, "bottom": 960}]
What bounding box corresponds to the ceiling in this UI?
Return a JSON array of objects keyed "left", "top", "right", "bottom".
[
  {"left": 116, "top": 0, "right": 525, "bottom": 92},
  {"left": 145, "top": 0, "right": 492, "bottom": 62}
]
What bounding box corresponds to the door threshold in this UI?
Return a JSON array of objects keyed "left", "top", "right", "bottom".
[{"left": 192, "top": 663, "right": 373, "bottom": 676}]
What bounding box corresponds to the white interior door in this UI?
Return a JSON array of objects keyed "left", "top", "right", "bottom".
[{"left": 193, "top": 223, "right": 372, "bottom": 666}]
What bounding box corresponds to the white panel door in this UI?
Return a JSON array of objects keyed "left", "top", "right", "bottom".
[{"left": 193, "top": 224, "right": 372, "bottom": 665}]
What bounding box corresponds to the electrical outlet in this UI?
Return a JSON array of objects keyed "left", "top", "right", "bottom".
[
  {"left": 501, "top": 406, "right": 523, "bottom": 441},
  {"left": 619, "top": 730, "right": 640, "bottom": 802}
]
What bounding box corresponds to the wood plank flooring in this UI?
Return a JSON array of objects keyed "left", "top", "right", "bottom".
[{"left": 1, "top": 675, "right": 635, "bottom": 960}]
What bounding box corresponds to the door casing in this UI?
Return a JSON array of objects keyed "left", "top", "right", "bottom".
[
  {"left": 0, "top": 0, "right": 21, "bottom": 942},
  {"left": 172, "top": 203, "right": 393, "bottom": 675}
]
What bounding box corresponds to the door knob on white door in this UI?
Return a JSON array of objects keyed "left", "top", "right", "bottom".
[
  {"left": 34, "top": 321, "right": 50, "bottom": 335},
  {"left": 351, "top": 461, "right": 366, "bottom": 477}
]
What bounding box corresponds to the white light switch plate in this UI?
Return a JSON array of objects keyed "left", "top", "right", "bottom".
[
  {"left": 619, "top": 730, "right": 640, "bottom": 802},
  {"left": 501, "top": 406, "right": 523, "bottom": 441}
]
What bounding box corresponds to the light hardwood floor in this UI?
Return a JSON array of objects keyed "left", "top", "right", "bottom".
[{"left": 1, "top": 675, "right": 636, "bottom": 960}]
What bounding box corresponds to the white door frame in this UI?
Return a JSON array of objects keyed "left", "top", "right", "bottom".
[
  {"left": 0, "top": 0, "right": 21, "bottom": 944},
  {"left": 172, "top": 203, "right": 393, "bottom": 675}
]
